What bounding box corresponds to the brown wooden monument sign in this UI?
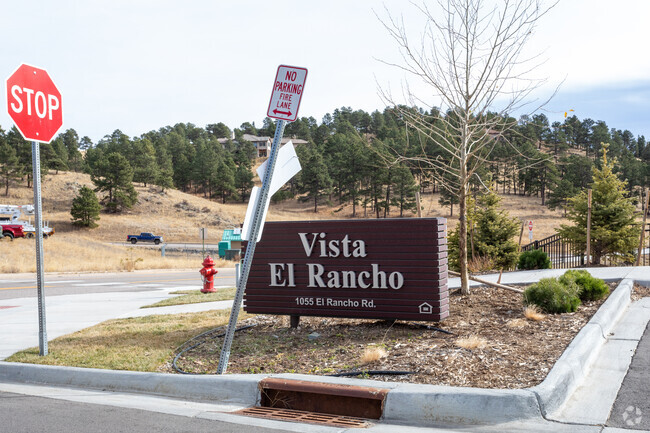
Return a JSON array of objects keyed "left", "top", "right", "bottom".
[{"left": 243, "top": 218, "right": 448, "bottom": 321}]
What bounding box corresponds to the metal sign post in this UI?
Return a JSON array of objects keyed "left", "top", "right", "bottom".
[
  {"left": 217, "top": 119, "right": 286, "bottom": 374},
  {"left": 200, "top": 227, "right": 206, "bottom": 258},
  {"left": 217, "top": 64, "right": 307, "bottom": 374},
  {"left": 6, "top": 64, "right": 63, "bottom": 357},
  {"left": 32, "top": 141, "right": 47, "bottom": 355}
]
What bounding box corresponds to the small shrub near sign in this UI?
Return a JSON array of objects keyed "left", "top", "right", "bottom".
[
  {"left": 524, "top": 271, "right": 609, "bottom": 314},
  {"left": 517, "top": 249, "right": 551, "bottom": 270},
  {"left": 559, "top": 270, "right": 610, "bottom": 301},
  {"left": 524, "top": 277, "right": 581, "bottom": 314}
]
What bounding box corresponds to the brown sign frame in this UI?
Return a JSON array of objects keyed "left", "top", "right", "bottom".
[{"left": 243, "top": 218, "right": 448, "bottom": 321}]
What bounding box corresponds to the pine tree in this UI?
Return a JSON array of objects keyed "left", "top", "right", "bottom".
[
  {"left": 70, "top": 185, "right": 101, "bottom": 228},
  {"left": 557, "top": 143, "right": 639, "bottom": 264},
  {"left": 0, "top": 136, "right": 22, "bottom": 196},
  {"left": 90, "top": 152, "right": 138, "bottom": 212},
  {"left": 473, "top": 192, "right": 520, "bottom": 269},
  {"left": 391, "top": 165, "right": 418, "bottom": 217},
  {"left": 154, "top": 144, "right": 174, "bottom": 192},
  {"left": 213, "top": 156, "right": 237, "bottom": 203},
  {"left": 234, "top": 160, "right": 254, "bottom": 203},
  {"left": 298, "top": 146, "right": 332, "bottom": 213},
  {"left": 449, "top": 192, "right": 519, "bottom": 271}
]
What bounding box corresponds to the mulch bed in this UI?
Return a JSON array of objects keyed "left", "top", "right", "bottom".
[{"left": 168, "top": 280, "right": 647, "bottom": 389}]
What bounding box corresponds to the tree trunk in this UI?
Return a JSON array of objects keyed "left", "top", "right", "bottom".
[
  {"left": 459, "top": 123, "right": 470, "bottom": 295},
  {"left": 459, "top": 182, "right": 470, "bottom": 295},
  {"left": 375, "top": 194, "right": 380, "bottom": 218},
  {"left": 384, "top": 185, "right": 391, "bottom": 218}
]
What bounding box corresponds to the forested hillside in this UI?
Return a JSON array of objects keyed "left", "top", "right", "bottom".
[{"left": 1, "top": 106, "right": 648, "bottom": 219}]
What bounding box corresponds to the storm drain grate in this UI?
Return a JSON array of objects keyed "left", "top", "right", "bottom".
[{"left": 235, "top": 406, "right": 371, "bottom": 428}]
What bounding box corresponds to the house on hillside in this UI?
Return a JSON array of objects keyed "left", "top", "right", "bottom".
[{"left": 218, "top": 133, "right": 308, "bottom": 157}]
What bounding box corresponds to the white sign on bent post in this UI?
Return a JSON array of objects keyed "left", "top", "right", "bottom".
[{"left": 241, "top": 140, "right": 301, "bottom": 242}]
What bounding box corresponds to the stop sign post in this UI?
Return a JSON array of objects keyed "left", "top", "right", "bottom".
[{"left": 5, "top": 64, "right": 63, "bottom": 356}]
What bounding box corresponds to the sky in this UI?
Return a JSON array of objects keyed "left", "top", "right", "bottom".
[{"left": 2, "top": 0, "right": 650, "bottom": 143}]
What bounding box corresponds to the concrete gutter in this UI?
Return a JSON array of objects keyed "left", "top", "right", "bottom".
[{"left": 0, "top": 277, "right": 638, "bottom": 426}]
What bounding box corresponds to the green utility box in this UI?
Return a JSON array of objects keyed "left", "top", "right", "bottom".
[
  {"left": 220, "top": 229, "right": 243, "bottom": 259},
  {"left": 218, "top": 241, "right": 231, "bottom": 258}
]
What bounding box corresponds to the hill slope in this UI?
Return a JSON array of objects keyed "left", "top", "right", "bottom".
[{"left": 3, "top": 171, "right": 566, "bottom": 244}]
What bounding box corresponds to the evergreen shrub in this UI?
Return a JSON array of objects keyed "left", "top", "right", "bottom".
[
  {"left": 524, "top": 277, "right": 581, "bottom": 314},
  {"left": 559, "top": 270, "right": 609, "bottom": 301},
  {"left": 517, "top": 249, "right": 551, "bottom": 270}
]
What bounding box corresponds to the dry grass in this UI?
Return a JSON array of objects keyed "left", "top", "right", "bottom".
[
  {"left": 3, "top": 168, "right": 622, "bottom": 274},
  {"left": 141, "top": 287, "right": 236, "bottom": 308},
  {"left": 455, "top": 334, "right": 488, "bottom": 350},
  {"left": 467, "top": 256, "right": 496, "bottom": 273},
  {"left": 0, "top": 234, "right": 226, "bottom": 273},
  {"left": 6, "top": 309, "right": 250, "bottom": 371},
  {"left": 5, "top": 171, "right": 569, "bottom": 245},
  {"left": 506, "top": 318, "right": 528, "bottom": 329},
  {"left": 524, "top": 305, "right": 546, "bottom": 322},
  {"left": 419, "top": 192, "right": 569, "bottom": 241},
  {"left": 360, "top": 346, "right": 388, "bottom": 365}
]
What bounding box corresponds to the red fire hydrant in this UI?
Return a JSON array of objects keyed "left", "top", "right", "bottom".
[{"left": 199, "top": 256, "right": 218, "bottom": 293}]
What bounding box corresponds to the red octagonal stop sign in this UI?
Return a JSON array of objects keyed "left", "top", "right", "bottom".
[{"left": 6, "top": 64, "right": 63, "bottom": 143}]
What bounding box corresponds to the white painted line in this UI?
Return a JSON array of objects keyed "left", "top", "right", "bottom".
[{"left": 72, "top": 283, "right": 123, "bottom": 287}]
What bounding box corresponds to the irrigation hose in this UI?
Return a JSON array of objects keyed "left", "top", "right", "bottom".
[{"left": 172, "top": 324, "right": 255, "bottom": 375}]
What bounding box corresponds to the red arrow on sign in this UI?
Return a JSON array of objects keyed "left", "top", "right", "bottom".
[{"left": 273, "top": 109, "right": 292, "bottom": 116}]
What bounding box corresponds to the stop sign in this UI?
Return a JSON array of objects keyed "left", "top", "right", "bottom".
[{"left": 6, "top": 64, "right": 63, "bottom": 143}]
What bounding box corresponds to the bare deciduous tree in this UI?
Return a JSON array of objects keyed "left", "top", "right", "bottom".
[{"left": 378, "top": 0, "right": 556, "bottom": 294}]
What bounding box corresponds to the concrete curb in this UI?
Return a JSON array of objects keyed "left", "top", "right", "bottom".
[
  {"left": 0, "top": 362, "right": 263, "bottom": 407},
  {"left": 0, "top": 277, "right": 636, "bottom": 426},
  {"left": 530, "top": 278, "right": 633, "bottom": 417}
]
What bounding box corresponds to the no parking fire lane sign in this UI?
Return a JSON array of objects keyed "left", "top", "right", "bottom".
[{"left": 267, "top": 65, "right": 307, "bottom": 122}]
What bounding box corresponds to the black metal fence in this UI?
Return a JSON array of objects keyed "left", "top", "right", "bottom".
[
  {"left": 520, "top": 223, "right": 650, "bottom": 269},
  {"left": 637, "top": 223, "right": 650, "bottom": 266},
  {"left": 520, "top": 234, "right": 585, "bottom": 269}
]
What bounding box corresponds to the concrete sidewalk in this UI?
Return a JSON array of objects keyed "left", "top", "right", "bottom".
[
  {"left": 1, "top": 267, "right": 649, "bottom": 431},
  {"left": 0, "top": 284, "right": 233, "bottom": 360}
]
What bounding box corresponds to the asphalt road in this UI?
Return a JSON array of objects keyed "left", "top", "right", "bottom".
[
  {"left": 608, "top": 319, "right": 650, "bottom": 430},
  {"left": 0, "top": 269, "right": 237, "bottom": 300},
  {"left": 0, "top": 391, "right": 291, "bottom": 433},
  {"left": 113, "top": 242, "right": 221, "bottom": 250}
]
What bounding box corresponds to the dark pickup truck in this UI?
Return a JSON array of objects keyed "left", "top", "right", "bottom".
[
  {"left": 1, "top": 224, "right": 25, "bottom": 240},
  {"left": 126, "top": 232, "right": 163, "bottom": 245}
]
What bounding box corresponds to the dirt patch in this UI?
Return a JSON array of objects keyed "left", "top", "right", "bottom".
[
  {"left": 633, "top": 282, "right": 650, "bottom": 301},
  {"left": 169, "top": 281, "right": 622, "bottom": 389}
]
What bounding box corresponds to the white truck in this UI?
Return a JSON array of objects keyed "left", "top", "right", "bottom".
[{"left": 0, "top": 204, "right": 55, "bottom": 238}]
